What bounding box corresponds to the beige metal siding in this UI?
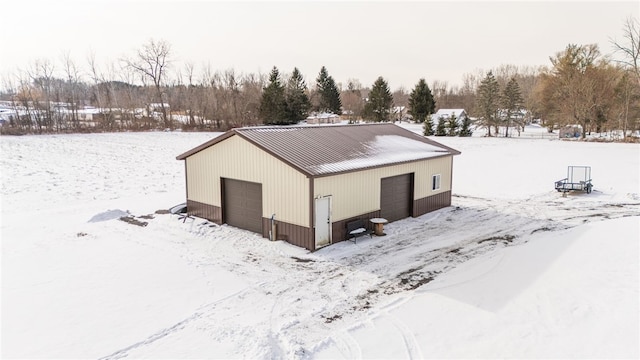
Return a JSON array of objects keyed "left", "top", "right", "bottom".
[
  {"left": 185, "top": 135, "right": 310, "bottom": 227},
  {"left": 413, "top": 156, "right": 453, "bottom": 198},
  {"left": 314, "top": 156, "right": 452, "bottom": 221}
]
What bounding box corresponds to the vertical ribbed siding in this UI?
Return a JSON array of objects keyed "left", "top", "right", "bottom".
[
  {"left": 185, "top": 154, "right": 217, "bottom": 207},
  {"left": 413, "top": 190, "right": 452, "bottom": 217},
  {"left": 308, "top": 177, "right": 315, "bottom": 250},
  {"left": 262, "top": 218, "right": 314, "bottom": 250},
  {"left": 187, "top": 199, "right": 222, "bottom": 224},
  {"left": 224, "top": 179, "right": 263, "bottom": 234},
  {"left": 185, "top": 135, "right": 309, "bottom": 228},
  {"left": 314, "top": 171, "right": 379, "bottom": 222},
  {"left": 183, "top": 161, "right": 189, "bottom": 199},
  {"left": 412, "top": 156, "right": 452, "bottom": 199},
  {"left": 314, "top": 156, "right": 453, "bottom": 222},
  {"left": 380, "top": 173, "right": 414, "bottom": 222}
]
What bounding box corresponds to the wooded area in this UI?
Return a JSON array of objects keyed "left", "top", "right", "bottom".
[{"left": 1, "top": 18, "right": 638, "bottom": 140}]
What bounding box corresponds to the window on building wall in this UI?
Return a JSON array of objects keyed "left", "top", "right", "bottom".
[{"left": 432, "top": 174, "right": 441, "bottom": 191}]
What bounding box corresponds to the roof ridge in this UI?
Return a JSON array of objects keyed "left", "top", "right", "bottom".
[{"left": 235, "top": 122, "right": 394, "bottom": 131}]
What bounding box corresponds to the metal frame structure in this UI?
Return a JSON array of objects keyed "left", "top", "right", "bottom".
[{"left": 555, "top": 166, "right": 593, "bottom": 195}]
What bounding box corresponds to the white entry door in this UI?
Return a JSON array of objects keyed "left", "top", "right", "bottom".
[{"left": 315, "top": 196, "right": 331, "bottom": 248}]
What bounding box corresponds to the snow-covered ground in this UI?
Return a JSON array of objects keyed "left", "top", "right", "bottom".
[{"left": 1, "top": 124, "right": 639, "bottom": 359}]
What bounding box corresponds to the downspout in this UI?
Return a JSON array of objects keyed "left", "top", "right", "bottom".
[{"left": 269, "top": 214, "right": 276, "bottom": 241}]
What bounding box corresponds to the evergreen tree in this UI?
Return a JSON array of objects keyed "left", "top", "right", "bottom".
[
  {"left": 501, "top": 77, "right": 524, "bottom": 137},
  {"left": 475, "top": 71, "right": 500, "bottom": 136},
  {"left": 259, "top": 66, "right": 287, "bottom": 125},
  {"left": 446, "top": 114, "right": 459, "bottom": 136},
  {"left": 458, "top": 115, "right": 473, "bottom": 137},
  {"left": 316, "top": 66, "right": 342, "bottom": 114},
  {"left": 423, "top": 116, "right": 435, "bottom": 136},
  {"left": 284, "top": 67, "right": 311, "bottom": 123},
  {"left": 435, "top": 116, "right": 447, "bottom": 136},
  {"left": 408, "top": 78, "right": 436, "bottom": 123},
  {"left": 363, "top": 76, "right": 393, "bottom": 122}
]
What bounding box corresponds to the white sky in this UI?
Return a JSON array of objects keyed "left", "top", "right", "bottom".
[{"left": 1, "top": 1, "right": 638, "bottom": 90}]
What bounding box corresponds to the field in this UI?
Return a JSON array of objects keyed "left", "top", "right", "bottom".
[{"left": 1, "top": 124, "right": 639, "bottom": 359}]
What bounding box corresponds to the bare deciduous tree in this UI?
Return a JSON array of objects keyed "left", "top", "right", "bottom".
[
  {"left": 27, "top": 59, "right": 56, "bottom": 132},
  {"left": 123, "top": 39, "right": 172, "bottom": 129},
  {"left": 613, "top": 69, "right": 640, "bottom": 138},
  {"left": 62, "top": 51, "right": 81, "bottom": 129},
  {"left": 612, "top": 17, "right": 640, "bottom": 85},
  {"left": 341, "top": 79, "right": 364, "bottom": 123},
  {"left": 535, "top": 44, "right": 620, "bottom": 138},
  {"left": 392, "top": 86, "right": 409, "bottom": 122}
]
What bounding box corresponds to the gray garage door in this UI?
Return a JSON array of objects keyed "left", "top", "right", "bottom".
[
  {"left": 380, "top": 173, "right": 413, "bottom": 222},
  {"left": 223, "top": 178, "right": 263, "bottom": 234}
]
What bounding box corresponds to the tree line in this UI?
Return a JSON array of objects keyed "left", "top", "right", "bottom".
[{"left": 1, "top": 17, "right": 638, "bottom": 139}]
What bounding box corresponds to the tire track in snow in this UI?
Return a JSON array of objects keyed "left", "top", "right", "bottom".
[
  {"left": 306, "top": 194, "right": 640, "bottom": 341},
  {"left": 98, "top": 287, "right": 251, "bottom": 360},
  {"left": 99, "top": 312, "right": 203, "bottom": 360},
  {"left": 118, "top": 192, "right": 640, "bottom": 358},
  {"left": 327, "top": 329, "right": 362, "bottom": 359},
  {"left": 385, "top": 312, "right": 424, "bottom": 360}
]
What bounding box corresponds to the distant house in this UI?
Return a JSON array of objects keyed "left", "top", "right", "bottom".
[
  {"left": 306, "top": 112, "right": 340, "bottom": 124},
  {"left": 497, "top": 109, "right": 528, "bottom": 122},
  {"left": 431, "top": 109, "right": 467, "bottom": 125},
  {"left": 176, "top": 123, "right": 461, "bottom": 251},
  {"left": 146, "top": 103, "right": 171, "bottom": 121},
  {"left": 149, "top": 103, "right": 170, "bottom": 112},
  {"left": 0, "top": 108, "right": 18, "bottom": 126},
  {"left": 63, "top": 108, "right": 102, "bottom": 124},
  {"left": 392, "top": 106, "right": 407, "bottom": 121}
]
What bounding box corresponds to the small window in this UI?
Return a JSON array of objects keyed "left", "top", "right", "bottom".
[{"left": 432, "top": 174, "right": 441, "bottom": 191}]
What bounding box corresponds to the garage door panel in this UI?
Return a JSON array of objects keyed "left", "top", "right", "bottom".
[
  {"left": 224, "top": 179, "right": 263, "bottom": 234},
  {"left": 380, "top": 174, "right": 413, "bottom": 222}
]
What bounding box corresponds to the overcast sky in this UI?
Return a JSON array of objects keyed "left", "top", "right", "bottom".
[{"left": 1, "top": 1, "right": 638, "bottom": 90}]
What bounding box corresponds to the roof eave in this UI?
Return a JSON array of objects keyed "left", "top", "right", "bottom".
[
  {"left": 175, "top": 131, "right": 235, "bottom": 160},
  {"left": 402, "top": 128, "right": 462, "bottom": 156}
]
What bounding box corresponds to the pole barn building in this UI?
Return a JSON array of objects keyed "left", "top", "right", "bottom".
[{"left": 176, "top": 123, "right": 461, "bottom": 251}]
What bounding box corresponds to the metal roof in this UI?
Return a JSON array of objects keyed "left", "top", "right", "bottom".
[{"left": 176, "top": 123, "right": 461, "bottom": 177}]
